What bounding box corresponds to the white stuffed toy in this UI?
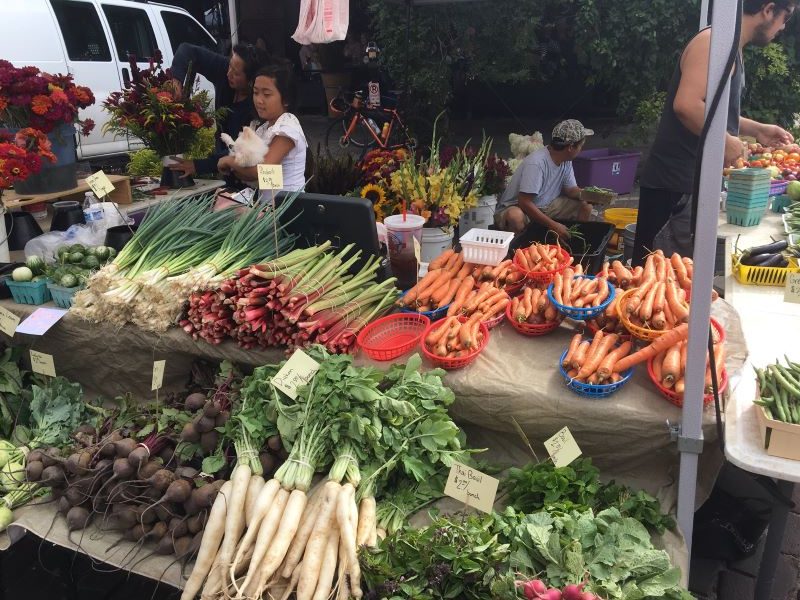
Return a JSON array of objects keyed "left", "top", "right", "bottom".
[{"left": 220, "top": 127, "right": 268, "bottom": 167}]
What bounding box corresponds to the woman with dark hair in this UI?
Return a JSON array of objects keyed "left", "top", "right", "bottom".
[
  {"left": 216, "top": 61, "right": 308, "bottom": 203},
  {"left": 167, "top": 42, "right": 272, "bottom": 181}
]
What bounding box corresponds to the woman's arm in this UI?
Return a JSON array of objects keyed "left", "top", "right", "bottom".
[
  {"left": 218, "top": 136, "right": 296, "bottom": 182},
  {"left": 170, "top": 43, "right": 229, "bottom": 89}
]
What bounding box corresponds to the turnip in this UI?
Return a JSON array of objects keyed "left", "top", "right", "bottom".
[{"left": 185, "top": 392, "right": 207, "bottom": 412}]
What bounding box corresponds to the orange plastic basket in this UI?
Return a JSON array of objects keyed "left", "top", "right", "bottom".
[
  {"left": 647, "top": 358, "right": 728, "bottom": 408},
  {"left": 504, "top": 301, "right": 562, "bottom": 336},
  {"left": 512, "top": 245, "right": 571, "bottom": 284},
  {"left": 357, "top": 313, "right": 430, "bottom": 361},
  {"left": 617, "top": 288, "right": 675, "bottom": 341},
  {"left": 420, "top": 316, "right": 489, "bottom": 370}
]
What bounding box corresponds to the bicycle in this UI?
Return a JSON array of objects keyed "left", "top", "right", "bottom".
[{"left": 324, "top": 89, "right": 431, "bottom": 156}]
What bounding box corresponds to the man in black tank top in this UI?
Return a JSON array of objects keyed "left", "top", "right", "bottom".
[{"left": 632, "top": 0, "right": 797, "bottom": 265}]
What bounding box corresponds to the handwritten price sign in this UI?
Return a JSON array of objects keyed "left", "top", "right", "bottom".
[
  {"left": 443, "top": 461, "right": 498, "bottom": 514},
  {"left": 257, "top": 164, "right": 284, "bottom": 190},
  {"left": 30, "top": 350, "right": 56, "bottom": 377},
  {"left": 152, "top": 360, "right": 166, "bottom": 391},
  {"left": 0, "top": 306, "right": 20, "bottom": 338},
  {"left": 85, "top": 170, "right": 115, "bottom": 197},
  {"left": 784, "top": 272, "right": 800, "bottom": 304},
  {"left": 544, "top": 426, "right": 582, "bottom": 468},
  {"left": 271, "top": 349, "right": 320, "bottom": 400}
]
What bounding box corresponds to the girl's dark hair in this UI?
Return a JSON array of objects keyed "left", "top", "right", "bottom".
[
  {"left": 232, "top": 43, "right": 272, "bottom": 83},
  {"left": 253, "top": 61, "right": 298, "bottom": 113},
  {"left": 743, "top": 0, "right": 799, "bottom": 14}
]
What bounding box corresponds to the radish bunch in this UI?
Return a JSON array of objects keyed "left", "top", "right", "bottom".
[{"left": 518, "top": 577, "right": 601, "bottom": 600}]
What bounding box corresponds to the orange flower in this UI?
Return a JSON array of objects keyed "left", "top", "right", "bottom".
[
  {"left": 156, "top": 91, "right": 174, "bottom": 103},
  {"left": 0, "top": 96, "right": 7, "bottom": 111},
  {"left": 48, "top": 86, "right": 68, "bottom": 104},
  {"left": 31, "top": 95, "right": 52, "bottom": 115},
  {"left": 188, "top": 112, "right": 204, "bottom": 128},
  {"left": 73, "top": 87, "right": 91, "bottom": 104}
]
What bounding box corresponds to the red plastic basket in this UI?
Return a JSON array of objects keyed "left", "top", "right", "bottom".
[
  {"left": 512, "top": 245, "right": 572, "bottom": 284},
  {"left": 504, "top": 300, "right": 562, "bottom": 336},
  {"left": 420, "top": 316, "right": 490, "bottom": 370},
  {"left": 357, "top": 313, "right": 431, "bottom": 361},
  {"left": 647, "top": 358, "right": 728, "bottom": 408},
  {"left": 483, "top": 312, "right": 505, "bottom": 330}
]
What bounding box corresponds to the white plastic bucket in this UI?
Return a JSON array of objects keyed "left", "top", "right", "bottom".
[
  {"left": 458, "top": 194, "right": 497, "bottom": 235},
  {"left": 622, "top": 223, "right": 637, "bottom": 264},
  {"left": 420, "top": 227, "right": 453, "bottom": 264}
]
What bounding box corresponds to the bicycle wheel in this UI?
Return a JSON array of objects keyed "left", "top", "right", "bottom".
[
  {"left": 325, "top": 116, "right": 376, "bottom": 153},
  {"left": 388, "top": 116, "right": 434, "bottom": 152}
]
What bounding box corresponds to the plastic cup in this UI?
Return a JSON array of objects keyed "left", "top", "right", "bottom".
[{"left": 383, "top": 214, "right": 425, "bottom": 290}]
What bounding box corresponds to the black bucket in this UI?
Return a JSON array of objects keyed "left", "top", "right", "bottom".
[
  {"left": 4, "top": 212, "right": 43, "bottom": 251},
  {"left": 104, "top": 224, "right": 139, "bottom": 252},
  {"left": 50, "top": 200, "right": 85, "bottom": 231}
]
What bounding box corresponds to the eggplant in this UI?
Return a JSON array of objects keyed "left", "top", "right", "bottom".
[
  {"left": 743, "top": 239, "right": 788, "bottom": 258},
  {"left": 760, "top": 254, "right": 789, "bottom": 268},
  {"left": 741, "top": 252, "right": 777, "bottom": 266}
]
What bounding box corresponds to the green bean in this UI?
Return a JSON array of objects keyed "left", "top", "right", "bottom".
[
  {"left": 754, "top": 397, "right": 775, "bottom": 407},
  {"left": 770, "top": 365, "right": 800, "bottom": 399},
  {"left": 755, "top": 367, "right": 767, "bottom": 394},
  {"left": 773, "top": 383, "right": 789, "bottom": 422}
]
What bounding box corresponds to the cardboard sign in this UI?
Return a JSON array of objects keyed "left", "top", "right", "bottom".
[
  {"left": 152, "top": 360, "right": 166, "bottom": 391},
  {"left": 271, "top": 349, "right": 320, "bottom": 400},
  {"left": 30, "top": 350, "right": 56, "bottom": 377},
  {"left": 0, "top": 306, "right": 20, "bottom": 338},
  {"left": 257, "top": 164, "right": 284, "bottom": 190},
  {"left": 544, "top": 426, "right": 582, "bottom": 468},
  {"left": 443, "top": 461, "right": 498, "bottom": 514},
  {"left": 86, "top": 170, "right": 115, "bottom": 197},
  {"left": 784, "top": 272, "right": 800, "bottom": 304},
  {"left": 413, "top": 237, "right": 421, "bottom": 264},
  {"left": 16, "top": 307, "right": 67, "bottom": 336}
]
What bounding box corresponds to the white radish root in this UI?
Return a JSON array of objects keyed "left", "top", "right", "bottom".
[
  {"left": 356, "top": 496, "right": 376, "bottom": 547},
  {"left": 296, "top": 481, "right": 341, "bottom": 600},
  {"left": 244, "top": 474, "right": 266, "bottom": 524},
  {"left": 280, "top": 561, "right": 303, "bottom": 600},
  {"left": 229, "top": 478, "right": 281, "bottom": 588},
  {"left": 338, "top": 484, "right": 362, "bottom": 600},
  {"left": 238, "top": 487, "right": 290, "bottom": 598},
  {"left": 281, "top": 488, "right": 322, "bottom": 579},
  {"left": 311, "top": 527, "right": 340, "bottom": 600}
]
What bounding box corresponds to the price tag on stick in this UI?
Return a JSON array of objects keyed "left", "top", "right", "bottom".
[
  {"left": 0, "top": 306, "right": 20, "bottom": 338},
  {"left": 413, "top": 237, "right": 421, "bottom": 282},
  {"left": 784, "top": 272, "right": 800, "bottom": 304},
  {"left": 152, "top": 360, "right": 166, "bottom": 391},
  {"left": 271, "top": 349, "right": 320, "bottom": 400},
  {"left": 544, "top": 426, "right": 582, "bottom": 468},
  {"left": 443, "top": 461, "right": 498, "bottom": 514},
  {"left": 85, "top": 170, "right": 115, "bottom": 197},
  {"left": 257, "top": 164, "right": 283, "bottom": 190},
  {"left": 30, "top": 350, "right": 56, "bottom": 377}
]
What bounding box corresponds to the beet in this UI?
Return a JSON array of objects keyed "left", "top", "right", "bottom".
[
  {"left": 215, "top": 411, "right": 230, "bottom": 428},
  {"left": 200, "top": 431, "right": 218, "bottom": 454},
  {"left": 163, "top": 479, "right": 192, "bottom": 503},
  {"left": 76, "top": 424, "right": 96, "bottom": 437},
  {"left": 65, "top": 486, "right": 86, "bottom": 507},
  {"left": 267, "top": 435, "right": 282, "bottom": 453},
  {"left": 25, "top": 460, "right": 43, "bottom": 482},
  {"left": 128, "top": 522, "right": 152, "bottom": 541},
  {"left": 260, "top": 453, "right": 276, "bottom": 476},
  {"left": 154, "top": 503, "right": 174, "bottom": 522},
  {"left": 157, "top": 445, "right": 175, "bottom": 466},
  {"left": 98, "top": 442, "right": 117, "bottom": 458},
  {"left": 114, "top": 438, "right": 138, "bottom": 458},
  {"left": 174, "top": 466, "right": 199, "bottom": 480},
  {"left": 137, "top": 460, "right": 162, "bottom": 480},
  {"left": 173, "top": 535, "right": 192, "bottom": 557},
  {"left": 65, "top": 452, "right": 91, "bottom": 476},
  {"left": 184, "top": 392, "right": 207, "bottom": 412},
  {"left": 187, "top": 511, "right": 206, "bottom": 534},
  {"left": 27, "top": 449, "right": 45, "bottom": 464},
  {"left": 169, "top": 517, "right": 188, "bottom": 537},
  {"left": 127, "top": 446, "right": 150, "bottom": 470},
  {"left": 40, "top": 465, "right": 66, "bottom": 486},
  {"left": 65, "top": 506, "right": 92, "bottom": 531},
  {"left": 203, "top": 402, "right": 220, "bottom": 418},
  {"left": 149, "top": 521, "right": 168, "bottom": 541},
  {"left": 132, "top": 505, "right": 157, "bottom": 525},
  {"left": 195, "top": 416, "right": 215, "bottom": 434},
  {"left": 180, "top": 422, "right": 200, "bottom": 443},
  {"left": 191, "top": 483, "right": 220, "bottom": 509},
  {"left": 183, "top": 497, "right": 200, "bottom": 516},
  {"left": 155, "top": 534, "right": 175, "bottom": 555},
  {"left": 113, "top": 506, "right": 138, "bottom": 529},
  {"left": 57, "top": 496, "right": 71, "bottom": 515},
  {"left": 112, "top": 457, "right": 135, "bottom": 479},
  {"left": 147, "top": 469, "right": 176, "bottom": 492}
]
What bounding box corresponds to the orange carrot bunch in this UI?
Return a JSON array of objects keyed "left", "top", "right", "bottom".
[
  {"left": 446, "top": 281, "right": 510, "bottom": 322},
  {"left": 514, "top": 243, "right": 571, "bottom": 274},
  {"left": 599, "top": 260, "right": 643, "bottom": 290},
  {"left": 551, "top": 271, "right": 611, "bottom": 309},
  {"left": 470, "top": 259, "right": 526, "bottom": 290},
  {"left": 561, "top": 331, "right": 632, "bottom": 384},
  {"left": 424, "top": 314, "right": 486, "bottom": 358},
  {"left": 651, "top": 335, "right": 726, "bottom": 396},
  {"left": 510, "top": 286, "right": 559, "bottom": 325},
  {"left": 587, "top": 294, "right": 627, "bottom": 336}
]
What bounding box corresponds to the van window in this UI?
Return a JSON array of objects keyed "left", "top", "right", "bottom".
[
  {"left": 161, "top": 11, "right": 216, "bottom": 53},
  {"left": 50, "top": 0, "right": 112, "bottom": 62},
  {"left": 102, "top": 4, "right": 158, "bottom": 62}
]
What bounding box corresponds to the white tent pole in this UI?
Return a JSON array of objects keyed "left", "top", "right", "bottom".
[
  {"left": 677, "top": 0, "right": 737, "bottom": 555},
  {"left": 228, "top": 0, "right": 239, "bottom": 46},
  {"left": 700, "top": 0, "right": 710, "bottom": 28}
]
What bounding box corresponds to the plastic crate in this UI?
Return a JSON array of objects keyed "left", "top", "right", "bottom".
[
  {"left": 770, "top": 180, "right": 789, "bottom": 196},
  {"left": 572, "top": 148, "right": 641, "bottom": 194},
  {"left": 732, "top": 254, "right": 800, "bottom": 286},
  {"left": 357, "top": 313, "right": 430, "bottom": 361},
  {"left": 459, "top": 228, "right": 514, "bottom": 266},
  {"left": 508, "top": 220, "right": 614, "bottom": 274},
  {"left": 772, "top": 194, "right": 792, "bottom": 213},
  {"left": 7, "top": 279, "right": 51, "bottom": 305},
  {"left": 46, "top": 283, "right": 81, "bottom": 309},
  {"left": 558, "top": 348, "right": 633, "bottom": 398},
  {"left": 725, "top": 195, "right": 769, "bottom": 210},
  {"left": 726, "top": 206, "right": 764, "bottom": 227}
]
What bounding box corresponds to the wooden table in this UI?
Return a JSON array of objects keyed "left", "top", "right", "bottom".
[{"left": 3, "top": 174, "right": 133, "bottom": 207}]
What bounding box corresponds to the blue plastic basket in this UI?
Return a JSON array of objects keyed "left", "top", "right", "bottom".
[
  {"left": 47, "top": 283, "right": 81, "bottom": 309},
  {"left": 558, "top": 348, "right": 633, "bottom": 398},
  {"left": 772, "top": 194, "right": 792, "bottom": 213},
  {"left": 398, "top": 290, "right": 450, "bottom": 321},
  {"left": 6, "top": 279, "right": 51, "bottom": 305},
  {"left": 547, "top": 275, "right": 615, "bottom": 321}
]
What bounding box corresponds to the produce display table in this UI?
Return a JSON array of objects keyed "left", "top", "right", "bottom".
[{"left": 720, "top": 207, "right": 800, "bottom": 600}]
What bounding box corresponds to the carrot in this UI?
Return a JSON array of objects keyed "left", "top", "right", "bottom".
[
  {"left": 682, "top": 256, "right": 694, "bottom": 279},
  {"left": 431, "top": 276, "right": 460, "bottom": 308},
  {"left": 426, "top": 317, "right": 457, "bottom": 346},
  {"left": 713, "top": 341, "right": 726, "bottom": 382},
  {"left": 578, "top": 333, "right": 619, "bottom": 379},
  {"left": 512, "top": 297, "right": 525, "bottom": 322},
  {"left": 661, "top": 344, "right": 681, "bottom": 387},
  {"left": 651, "top": 310, "right": 667, "bottom": 330},
  {"left": 447, "top": 276, "right": 475, "bottom": 315},
  {"left": 553, "top": 273, "right": 564, "bottom": 305},
  {"left": 652, "top": 281, "right": 666, "bottom": 314},
  {"left": 600, "top": 261, "right": 610, "bottom": 278},
  {"left": 455, "top": 263, "right": 472, "bottom": 281},
  {"left": 428, "top": 249, "right": 454, "bottom": 271},
  {"left": 665, "top": 281, "right": 689, "bottom": 323},
  {"left": 410, "top": 269, "right": 450, "bottom": 305},
  {"left": 543, "top": 303, "right": 558, "bottom": 322},
  {"left": 563, "top": 333, "right": 582, "bottom": 367},
  {"left": 611, "top": 261, "right": 631, "bottom": 288},
  {"left": 478, "top": 289, "right": 507, "bottom": 312},
  {"left": 662, "top": 296, "right": 675, "bottom": 327},
  {"left": 482, "top": 297, "right": 509, "bottom": 320},
  {"left": 613, "top": 323, "right": 690, "bottom": 372},
  {"left": 593, "top": 276, "right": 609, "bottom": 306},
  {"left": 652, "top": 351, "right": 664, "bottom": 383},
  {"left": 535, "top": 288, "right": 547, "bottom": 313},
  {"left": 605, "top": 295, "right": 618, "bottom": 318},
  {"left": 638, "top": 281, "right": 659, "bottom": 322},
  {"left": 631, "top": 265, "right": 644, "bottom": 286},
  {"left": 571, "top": 340, "right": 591, "bottom": 370},
  {"left": 675, "top": 377, "right": 685, "bottom": 395},
  {"left": 584, "top": 330, "right": 605, "bottom": 362},
  {"left": 516, "top": 249, "right": 531, "bottom": 271},
  {"left": 527, "top": 244, "right": 542, "bottom": 264},
  {"left": 654, "top": 254, "right": 666, "bottom": 282}
]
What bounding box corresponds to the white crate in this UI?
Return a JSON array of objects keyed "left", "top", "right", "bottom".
[{"left": 459, "top": 228, "right": 514, "bottom": 266}]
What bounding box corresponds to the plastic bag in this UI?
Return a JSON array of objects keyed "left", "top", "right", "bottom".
[
  {"left": 292, "top": 0, "right": 348, "bottom": 44},
  {"left": 24, "top": 224, "right": 106, "bottom": 261}
]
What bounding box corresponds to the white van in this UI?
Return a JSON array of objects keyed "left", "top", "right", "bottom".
[{"left": 0, "top": 0, "right": 217, "bottom": 159}]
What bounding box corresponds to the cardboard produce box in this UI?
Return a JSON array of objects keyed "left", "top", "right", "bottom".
[{"left": 757, "top": 405, "right": 800, "bottom": 461}]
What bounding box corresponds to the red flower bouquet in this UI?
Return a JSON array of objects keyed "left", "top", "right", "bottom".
[
  {"left": 0, "top": 60, "right": 95, "bottom": 135},
  {"left": 103, "top": 52, "right": 221, "bottom": 157},
  {"left": 0, "top": 128, "right": 59, "bottom": 189}
]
